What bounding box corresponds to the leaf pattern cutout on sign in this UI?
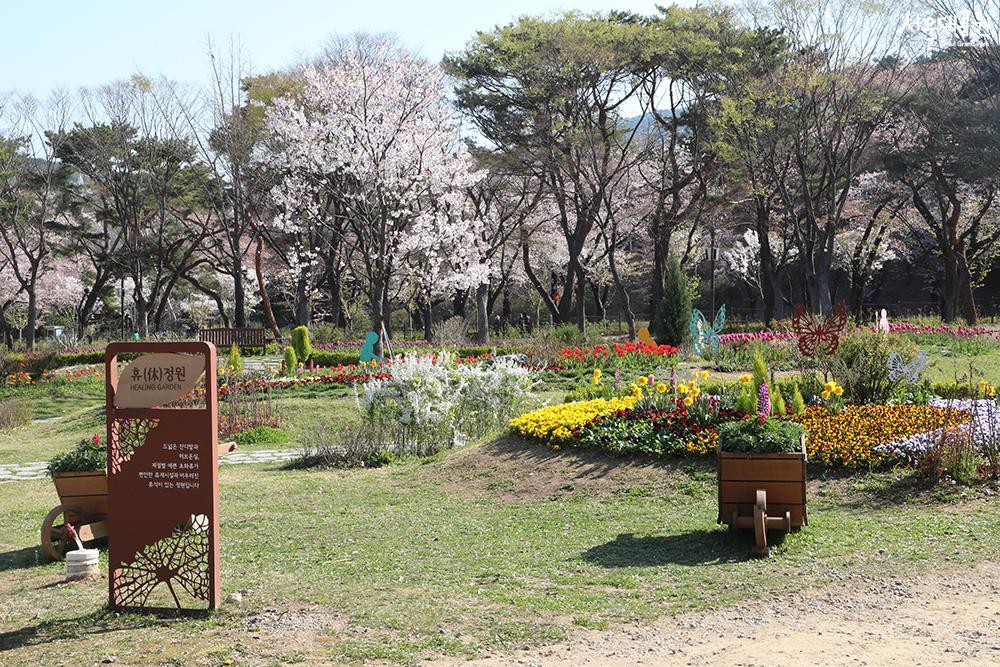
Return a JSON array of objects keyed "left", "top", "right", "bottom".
[
  {"left": 109, "top": 418, "right": 159, "bottom": 474},
  {"left": 114, "top": 516, "right": 211, "bottom": 609}
]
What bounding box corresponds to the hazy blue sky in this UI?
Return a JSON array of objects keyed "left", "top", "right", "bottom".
[{"left": 3, "top": 0, "right": 677, "bottom": 96}]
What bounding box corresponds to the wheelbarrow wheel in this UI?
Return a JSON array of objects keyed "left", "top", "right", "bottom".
[{"left": 41, "top": 504, "right": 83, "bottom": 561}]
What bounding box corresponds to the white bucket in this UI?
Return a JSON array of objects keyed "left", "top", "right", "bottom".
[{"left": 65, "top": 548, "right": 100, "bottom": 581}]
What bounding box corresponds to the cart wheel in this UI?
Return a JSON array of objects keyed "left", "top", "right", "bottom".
[
  {"left": 41, "top": 504, "right": 83, "bottom": 561},
  {"left": 784, "top": 511, "right": 792, "bottom": 534},
  {"left": 752, "top": 489, "right": 769, "bottom": 557}
]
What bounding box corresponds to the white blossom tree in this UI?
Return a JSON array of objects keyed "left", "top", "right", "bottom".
[{"left": 266, "top": 35, "right": 484, "bottom": 338}]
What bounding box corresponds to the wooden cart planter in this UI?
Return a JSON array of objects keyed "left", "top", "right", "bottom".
[
  {"left": 718, "top": 436, "right": 807, "bottom": 557},
  {"left": 41, "top": 471, "right": 108, "bottom": 561}
]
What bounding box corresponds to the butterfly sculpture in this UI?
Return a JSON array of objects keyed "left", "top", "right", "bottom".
[
  {"left": 637, "top": 327, "right": 657, "bottom": 347},
  {"left": 887, "top": 351, "right": 927, "bottom": 384},
  {"left": 792, "top": 301, "right": 848, "bottom": 357},
  {"left": 689, "top": 305, "right": 726, "bottom": 356}
]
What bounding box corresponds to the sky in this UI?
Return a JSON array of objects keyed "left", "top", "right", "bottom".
[{"left": 2, "top": 0, "right": 678, "bottom": 97}]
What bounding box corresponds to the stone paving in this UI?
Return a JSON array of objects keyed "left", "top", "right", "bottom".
[{"left": 0, "top": 449, "right": 301, "bottom": 483}]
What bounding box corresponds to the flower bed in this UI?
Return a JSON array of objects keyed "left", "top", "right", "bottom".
[
  {"left": 883, "top": 322, "right": 1000, "bottom": 339},
  {"left": 784, "top": 404, "right": 972, "bottom": 467},
  {"left": 876, "top": 398, "right": 999, "bottom": 465},
  {"left": 508, "top": 395, "right": 639, "bottom": 444},
  {"left": 556, "top": 342, "right": 679, "bottom": 370}
]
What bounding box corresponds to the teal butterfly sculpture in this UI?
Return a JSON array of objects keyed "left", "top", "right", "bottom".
[{"left": 689, "top": 305, "right": 726, "bottom": 356}]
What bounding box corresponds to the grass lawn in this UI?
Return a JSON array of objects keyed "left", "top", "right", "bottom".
[
  {"left": 1, "top": 428, "right": 998, "bottom": 665},
  {"left": 1, "top": 342, "right": 998, "bottom": 664}
]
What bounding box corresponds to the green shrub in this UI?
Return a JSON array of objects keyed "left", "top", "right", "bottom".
[
  {"left": 790, "top": 383, "right": 806, "bottom": 415},
  {"left": 718, "top": 418, "right": 805, "bottom": 454},
  {"left": 291, "top": 326, "right": 312, "bottom": 362},
  {"left": 751, "top": 349, "right": 769, "bottom": 392},
  {"left": 651, "top": 255, "right": 691, "bottom": 347},
  {"left": 549, "top": 323, "right": 600, "bottom": 346},
  {"left": 771, "top": 384, "right": 787, "bottom": 415},
  {"left": 0, "top": 398, "right": 32, "bottom": 430},
  {"left": 830, "top": 332, "right": 918, "bottom": 404},
  {"left": 735, "top": 384, "right": 756, "bottom": 414},
  {"left": 233, "top": 426, "right": 289, "bottom": 447},
  {"left": 282, "top": 346, "right": 298, "bottom": 376},
  {"left": 227, "top": 344, "right": 244, "bottom": 374},
  {"left": 47, "top": 436, "right": 107, "bottom": 475}
]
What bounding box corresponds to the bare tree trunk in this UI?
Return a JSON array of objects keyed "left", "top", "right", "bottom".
[
  {"left": 256, "top": 235, "right": 282, "bottom": 343},
  {"left": 475, "top": 283, "right": 489, "bottom": 344}
]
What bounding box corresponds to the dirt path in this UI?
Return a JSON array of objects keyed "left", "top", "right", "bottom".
[{"left": 431, "top": 561, "right": 1000, "bottom": 666}]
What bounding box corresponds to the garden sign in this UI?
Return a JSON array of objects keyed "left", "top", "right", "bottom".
[{"left": 105, "top": 342, "right": 221, "bottom": 612}]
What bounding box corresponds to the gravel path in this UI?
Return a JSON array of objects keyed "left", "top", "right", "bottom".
[
  {"left": 0, "top": 448, "right": 300, "bottom": 483},
  {"left": 433, "top": 561, "right": 1000, "bottom": 666}
]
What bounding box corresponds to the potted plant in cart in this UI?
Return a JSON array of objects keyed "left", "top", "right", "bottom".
[
  {"left": 717, "top": 383, "right": 807, "bottom": 557},
  {"left": 41, "top": 435, "right": 108, "bottom": 560}
]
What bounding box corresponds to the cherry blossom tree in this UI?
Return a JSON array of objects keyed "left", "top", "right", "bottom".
[
  {"left": 0, "top": 93, "right": 73, "bottom": 350},
  {"left": 266, "top": 35, "right": 484, "bottom": 338}
]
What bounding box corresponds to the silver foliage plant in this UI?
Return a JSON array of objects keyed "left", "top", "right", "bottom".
[{"left": 359, "top": 351, "right": 536, "bottom": 451}]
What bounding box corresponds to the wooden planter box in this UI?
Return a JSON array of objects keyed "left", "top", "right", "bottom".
[
  {"left": 41, "top": 471, "right": 109, "bottom": 560},
  {"left": 52, "top": 471, "right": 109, "bottom": 517},
  {"left": 717, "top": 437, "right": 807, "bottom": 555}
]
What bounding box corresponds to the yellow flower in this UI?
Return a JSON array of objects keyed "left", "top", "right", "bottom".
[
  {"left": 821, "top": 390, "right": 831, "bottom": 400},
  {"left": 683, "top": 396, "right": 694, "bottom": 406},
  {"left": 700, "top": 370, "right": 709, "bottom": 379},
  {"left": 656, "top": 382, "right": 667, "bottom": 394},
  {"left": 739, "top": 374, "right": 752, "bottom": 384},
  {"left": 690, "top": 386, "right": 701, "bottom": 398},
  {"left": 678, "top": 383, "right": 690, "bottom": 395},
  {"left": 833, "top": 386, "right": 844, "bottom": 396},
  {"left": 824, "top": 381, "right": 836, "bottom": 392},
  {"left": 637, "top": 375, "right": 649, "bottom": 387}
]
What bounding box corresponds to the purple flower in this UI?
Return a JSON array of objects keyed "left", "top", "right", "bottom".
[{"left": 758, "top": 382, "right": 771, "bottom": 418}]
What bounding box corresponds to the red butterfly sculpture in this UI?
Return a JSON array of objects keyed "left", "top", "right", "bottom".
[{"left": 792, "top": 301, "right": 848, "bottom": 356}]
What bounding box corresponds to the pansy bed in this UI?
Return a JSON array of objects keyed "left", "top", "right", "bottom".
[{"left": 510, "top": 391, "right": 986, "bottom": 469}]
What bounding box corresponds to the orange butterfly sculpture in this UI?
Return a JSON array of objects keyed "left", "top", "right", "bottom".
[
  {"left": 637, "top": 327, "right": 657, "bottom": 347},
  {"left": 792, "top": 301, "right": 848, "bottom": 356}
]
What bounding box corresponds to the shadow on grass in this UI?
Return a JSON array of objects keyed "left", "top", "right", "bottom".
[
  {"left": 0, "top": 546, "right": 46, "bottom": 573},
  {"left": 0, "top": 607, "right": 178, "bottom": 652},
  {"left": 483, "top": 435, "right": 715, "bottom": 479},
  {"left": 582, "top": 529, "right": 776, "bottom": 567}
]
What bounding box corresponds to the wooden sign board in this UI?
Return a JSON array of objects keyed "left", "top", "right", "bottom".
[{"left": 105, "top": 342, "right": 220, "bottom": 612}]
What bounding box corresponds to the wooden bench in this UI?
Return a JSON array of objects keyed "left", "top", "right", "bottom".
[{"left": 199, "top": 328, "right": 269, "bottom": 349}]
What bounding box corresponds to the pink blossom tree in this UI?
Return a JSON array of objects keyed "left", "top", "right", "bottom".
[{"left": 266, "top": 35, "right": 483, "bottom": 338}]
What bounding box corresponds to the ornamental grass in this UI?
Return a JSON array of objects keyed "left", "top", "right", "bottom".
[{"left": 785, "top": 404, "right": 972, "bottom": 467}]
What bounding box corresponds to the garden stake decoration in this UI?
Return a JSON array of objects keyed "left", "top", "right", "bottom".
[
  {"left": 689, "top": 305, "right": 726, "bottom": 356},
  {"left": 359, "top": 331, "right": 384, "bottom": 364},
  {"left": 878, "top": 308, "right": 890, "bottom": 333},
  {"left": 637, "top": 326, "right": 657, "bottom": 347},
  {"left": 792, "top": 300, "right": 848, "bottom": 357},
  {"left": 887, "top": 351, "right": 928, "bottom": 384}
]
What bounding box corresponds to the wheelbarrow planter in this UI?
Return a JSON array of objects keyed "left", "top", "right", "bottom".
[
  {"left": 717, "top": 435, "right": 807, "bottom": 557},
  {"left": 40, "top": 441, "right": 236, "bottom": 560},
  {"left": 41, "top": 471, "right": 109, "bottom": 560}
]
